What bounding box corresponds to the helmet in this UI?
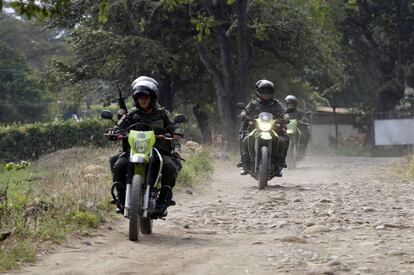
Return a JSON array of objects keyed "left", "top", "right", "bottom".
[
  {"left": 256, "top": 80, "right": 274, "bottom": 96},
  {"left": 285, "top": 95, "right": 298, "bottom": 106},
  {"left": 132, "top": 76, "right": 158, "bottom": 101},
  {"left": 132, "top": 76, "right": 158, "bottom": 91},
  {"left": 132, "top": 76, "right": 159, "bottom": 98},
  {"left": 255, "top": 79, "right": 266, "bottom": 89}
]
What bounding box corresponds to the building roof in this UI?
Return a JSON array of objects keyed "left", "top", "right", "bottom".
[{"left": 317, "top": 106, "right": 350, "bottom": 114}]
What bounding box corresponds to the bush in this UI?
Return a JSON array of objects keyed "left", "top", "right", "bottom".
[
  {"left": 0, "top": 241, "right": 36, "bottom": 271},
  {"left": 65, "top": 210, "right": 101, "bottom": 229},
  {"left": 0, "top": 119, "right": 112, "bottom": 162},
  {"left": 177, "top": 149, "right": 214, "bottom": 187}
]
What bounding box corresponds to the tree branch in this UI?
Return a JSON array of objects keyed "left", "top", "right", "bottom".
[
  {"left": 123, "top": 0, "right": 140, "bottom": 36},
  {"left": 196, "top": 44, "right": 224, "bottom": 93}
]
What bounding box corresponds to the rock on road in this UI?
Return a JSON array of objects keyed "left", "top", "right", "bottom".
[{"left": 18, "top": 156, "right": 414, "bottom": 275}]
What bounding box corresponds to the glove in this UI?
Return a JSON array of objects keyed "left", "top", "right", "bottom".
[
  {"left": 240, "top": 111, "right": 247, "bottom": 120},
  {"left": 105, "top": 128, "right": 119, "bottom": 141}
]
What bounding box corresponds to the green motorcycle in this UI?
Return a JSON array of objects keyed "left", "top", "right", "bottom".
[
  {"left": 101, "top": 110, "right": 186, "bottom": 241},
  {"left": 286, "top": 118, "right": 301, "bottom": 169}
]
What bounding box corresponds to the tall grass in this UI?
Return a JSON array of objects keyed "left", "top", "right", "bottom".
[{"left": 0, "top": 145, "right": 214, "bottom": 272}]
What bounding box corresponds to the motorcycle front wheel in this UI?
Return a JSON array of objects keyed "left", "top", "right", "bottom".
[
  {"left": 258, "top": 146, "right": 269, "bottom": 190},
  {"left": 129, "top": 175, "right": 144, "bottom": 241}
]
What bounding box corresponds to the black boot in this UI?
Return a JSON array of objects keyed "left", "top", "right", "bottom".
[
  {"left": 275, "top": 167, "right": 283, "bottom": 177},
  {"left": 240, "top": 169, "right": 248, "bottom": 175},
  {"left": 156, "top": 186, "right": 173, "bottom": 217}
]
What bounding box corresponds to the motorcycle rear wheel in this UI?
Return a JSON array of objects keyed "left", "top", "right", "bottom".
[
  {"left": 258, "top": 146, "right": 269, "bottom": 190},
  {"left": 129, "top": 175, "right": 143, "bottom": 241}
]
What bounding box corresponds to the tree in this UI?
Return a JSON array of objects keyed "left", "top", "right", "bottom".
[
  {"left": 0, "top": 42, "right": 49, "bottom": 122},
  {"left": 4, "top": 0, "right": 345, "bottom": 145},
  {"left": 341, "top": 0, "right": 414, "bottom": 112},
  {"left": 164, "top": 0, "right": 344, "bottom": 146}
]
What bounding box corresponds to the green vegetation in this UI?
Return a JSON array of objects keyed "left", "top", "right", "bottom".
[
  {"left": 0, "top": 150, "right": 113, "bottom": 272},
  {"left": 0, "top": 118, "right": 112, "bottom": 162},
  {"left": 178, "top": 149, "right": 214, "bottom": 187},
  {"left": 0, "top": 145, "right": 214, "bottom": 272},
  {"left": 396, "top": 155, "right": 414, "bottom": 181}
]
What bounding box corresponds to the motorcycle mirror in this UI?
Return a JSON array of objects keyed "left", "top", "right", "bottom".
[
  {"left": 174, "top": 114, "right": 187, "bottom": 124},
  {"left": 236, "top": 102, "right": 245, "bottom": 110},
  {"left": 101, "top": 110, "right": 114, "bottom": 120},
  {"left": 286, "top": 107, "right": 295, "bottom": 114}
]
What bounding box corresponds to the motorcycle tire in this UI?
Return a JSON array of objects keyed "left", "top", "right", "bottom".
[
  {"left": 141, "top": 216, "right": 153, "bottom": 235},
  {"left": 258, "top": 146, "right": 269, "bottom": 190},
  {"left": 129, "top": 175, "right": 143, "bottom": 241}
]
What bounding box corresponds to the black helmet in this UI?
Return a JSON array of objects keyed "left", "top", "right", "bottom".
[
  {"left": 285, "top": 95, "right": 298, "bottom": 105},
  {"left": 256, "top": 80, "right": 274, "bottom": 96}
]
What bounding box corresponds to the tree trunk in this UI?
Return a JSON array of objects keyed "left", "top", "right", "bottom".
[
  {"left": 236, "top": 0, "right": 250, "bottom": 104},
  {"left": 158, "top": 74, "right": 174, "bottom": 111},
  {"left": 197, "top": 44, "right": 235, "bottom": 148}
]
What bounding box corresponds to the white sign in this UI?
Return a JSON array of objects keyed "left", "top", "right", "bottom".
[{"left": 374, "top": 119, "right": 414, "bottom": 146}]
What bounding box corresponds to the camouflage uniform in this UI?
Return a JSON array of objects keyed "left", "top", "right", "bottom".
[
  {"left": 112, "top": 104, "right": 181, "bottom": 207},
  {"left": 240, "top": 98, "right": 289, "bottom": 168}
]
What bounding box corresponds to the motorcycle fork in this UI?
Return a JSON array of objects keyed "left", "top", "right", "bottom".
[
  {"left": 268, "top": 138, "right": 272, "bottom": 173},
  {"left": 124, "top": 162, "right": 135, "bottom": 217},
  {"left": 142, "top": 149, "right": 155, "bottom": 218},
  {"left": 254, "top": 136, "right": 259, "bottom": 173}
]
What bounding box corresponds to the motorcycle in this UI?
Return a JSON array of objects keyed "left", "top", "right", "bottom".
[
  {"left": 101, "top": 110, "right": 186, "bottom": 241},
  {"left": 237, "top": 103, "right": 287, "bottom": 190},
  {"left": 286, "top": 109, "right": 311, "bottom": 169},
  {"left": 286, "top": 117, "right": 301, "bottom": 169}
]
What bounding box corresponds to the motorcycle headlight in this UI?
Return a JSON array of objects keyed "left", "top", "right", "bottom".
[
  {"left": 258, "top": 121, "right": 272, "bottom": 132},
  {"left": 134, "top": 139, "right": 150, "bottom": 153}
]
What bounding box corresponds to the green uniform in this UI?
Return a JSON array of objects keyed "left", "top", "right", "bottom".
[{"left": 240, "top": 98, "right": 288, "bottom": 168}]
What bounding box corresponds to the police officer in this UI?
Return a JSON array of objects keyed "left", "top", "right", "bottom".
[
  {"left": 238, "top": 80, "right": 289, "bottom": 176},
  {"left": 109, "top": 76, "right": 181, "bottom": 216}
]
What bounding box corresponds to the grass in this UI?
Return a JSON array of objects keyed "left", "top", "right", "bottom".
[
  {"left": 0, "top": 147, "right": 116, "bottom": 272},
  {"left": 0, "top": 145, "right": 214, "bottom": 272},
  {"left": 177, "top": 148, "right": 214, "bottom": 187},
  {"left": 395, "top": 155, "right": 414, "bottom": 181}
]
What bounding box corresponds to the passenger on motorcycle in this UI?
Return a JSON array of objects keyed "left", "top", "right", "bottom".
[
  {"left": 238, "top": 80, "right": 289, "bottom": 177},
  {"left": 108, "top": 77, "right": 182, "bottom": 216},
  {"left": 284, "top": 95, "right": 311, "bottom": 160}
]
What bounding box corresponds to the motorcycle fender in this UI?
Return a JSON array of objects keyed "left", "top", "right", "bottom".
[{"left": 260, "top": 131, "right": 272, "bottom": 140}]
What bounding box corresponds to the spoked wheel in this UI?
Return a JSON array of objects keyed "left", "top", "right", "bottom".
[
  {"left": 129, "top": 175, "right": 143, "bottom": 241},
  {"left": 258, "top": 146, "right": 269, "bottom": 190}
]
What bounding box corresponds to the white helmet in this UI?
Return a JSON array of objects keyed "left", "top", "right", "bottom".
[{"left": 132, "top": 76, "right": 159, "bottom": 96}]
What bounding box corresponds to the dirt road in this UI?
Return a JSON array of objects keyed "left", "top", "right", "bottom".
[{"left": 17, "top": 156, "right": 414, "bottom": 274}]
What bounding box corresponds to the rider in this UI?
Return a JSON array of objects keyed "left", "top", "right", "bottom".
[
  {"left": 238, "top": 80, "right": 289, "bottom": 177},
  {"left": 284, "top": 95, "right": 311, "bottom": 159},
  {"left": 109, "top": 76, "right": 182, "bottom": 216}
]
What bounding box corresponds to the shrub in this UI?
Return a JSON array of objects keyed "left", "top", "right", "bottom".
[
  {"left": 177, "top": 149, "right": 214, "bottom": 187},
  {"left": 0, "top": 119, "right": 112, "bottom": 162}
]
